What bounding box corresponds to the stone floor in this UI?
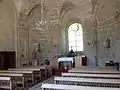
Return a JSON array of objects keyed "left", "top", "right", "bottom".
[{"left": 29, "top": 76, "right": 54, "bottom": 90}]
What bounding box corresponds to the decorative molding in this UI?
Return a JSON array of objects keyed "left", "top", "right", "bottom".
[
  {"left": 59, "top": 1, "right": 76, "bottom": 22},
  {"left": 92, "top": 0, "right": 120, "bottom": 30}
]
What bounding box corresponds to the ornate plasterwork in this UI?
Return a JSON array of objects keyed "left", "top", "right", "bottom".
[
  {"left": 92, "top": 0, "right": 120, "bottom": 30},
  {"left": 17, "top": 0, "right": 42, "bottom": 67},
  {"left": 17, "top": 0, "right": 60, "bottom": 67},
  {"left": 59, "top": 1, "right": 76, "bottom": 22}
]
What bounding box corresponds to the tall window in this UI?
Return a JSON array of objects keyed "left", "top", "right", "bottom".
[{"left": 68, "top": 23, "right": 83, "bottom": 52}]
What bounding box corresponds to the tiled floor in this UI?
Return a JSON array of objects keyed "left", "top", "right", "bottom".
[{"left": 29, "top": 77, "right": 54, "bottom": 90}]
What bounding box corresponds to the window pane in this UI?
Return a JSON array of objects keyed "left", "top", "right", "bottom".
[
  {"left": 76, "top": 42, "right": 82, "bottom": 46},
  {"left": 71, "top": 23, "right": 78, "bottom": 31},
  {"left": 77, "top": 46, "right": 83, "bottom": 51},
  {"left": 68, "top": 30, "right": 75, "bottom": 34},
  {"left": 75, "top": 36, "right": 82, "bottom": 41},
  {"left": 69, "top": 46, "right": 77, "bottom": 52},
  {"left": 72, "top": 47, "right": 77, "bottom": 52},
  {"left": 69, "top": 38, "right": 75, "bottom": 42},
  {"left": 69, "top": 41, "right": 76, "bottom": 48},
  {"left": 76, "top": 30, "right": 81, "bottom": 36},
  {"left": 68, "top": 31, "right": 75, "bottom": 41}
]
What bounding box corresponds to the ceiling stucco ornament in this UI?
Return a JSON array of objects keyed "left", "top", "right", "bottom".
[
  {"left": 16, "top": 0, "right": 43, "bottom": 64},
  {"left": 31, "top": 0, "right": 51, "bottom": 32},
  {"left": 59, "top": 0, "right": 76, "bottom": 22},
  {"left": 113, "top": 3, "right": 120, "bottom": 21},
  {"left": 31, "top": 0, "right": 62, "bottom": 32},
  {"left": 91, "top": 0, "right": 98, "bottom": 14},
  {"left": 92, "top": 0, "right": 120, "bottom": 30},
  {"left": 92, "top": 0, "right": 103, "bottom": 31}
]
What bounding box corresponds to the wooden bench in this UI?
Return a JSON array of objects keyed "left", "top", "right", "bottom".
[
  {"left": 8, "top": 68, "right": 41, "bottom": 84},
  {"left": 40, "top": 65, "right": 52, "bottom": 78},
  {"left": 26, "top": 66, "right": 49, "bottom": 80},
  {"left": 54, "top": 77, "right": 120, "bottom": 88},
  {"left": 21, "top": 65, "right": 52, "bottom": 80},
  {"left": 0, "top": 77, "right": 12, "bottom": 90},
  {"left": 25, "top": 65, "right": 52, "bottom": 79},
  {"left": 8, "top": 66, "right": 52, "bottom": 83},
  {"left": 0, "top": 73, "right": 25, "bottom": 89},
  {"left": 41, "top": 83, "right": 120, "bottom": 90},
  {"left": 68, "top": 70, "right": 120, "bottom": 74},
  {"left": 20, "top": 67, "right": 48, "bottom": 81},
  {"left": 62, "top": 73, "right": 120, "bottom": 79},
  {"left": 72, "top": 67, "right": 117, "bottom": 71},
  {"left": 0, "top": 70, "right": 34, "bottom": 86}
]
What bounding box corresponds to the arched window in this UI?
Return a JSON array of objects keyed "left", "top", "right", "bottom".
[{"left": 68, "top": 23, "right": 83, "bottom": 52}]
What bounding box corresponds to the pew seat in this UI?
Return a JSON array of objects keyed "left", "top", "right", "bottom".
[
  {"left": 71, "top": 67, "right": 117, "bottom": 71},
  {"left": 41, "top": 84, "right": 120, "bottom": 90},
  {"left": 69, "top": 70, "right": 120, "bottom": 74}
]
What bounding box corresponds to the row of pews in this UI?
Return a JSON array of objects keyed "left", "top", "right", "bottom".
[
  {"left": 0, "top": 65, "right": 52, "bottom": 90},
  {"left": 41, "top": 66, "right": 120, "bottom": 90}
]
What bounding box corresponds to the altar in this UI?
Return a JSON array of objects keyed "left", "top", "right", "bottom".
[
  {"left": 51, "top": 55, "right": 87, "bottom": 70},
  {"left": 58, "top": 57, "right": 74, "bottom": 70}
]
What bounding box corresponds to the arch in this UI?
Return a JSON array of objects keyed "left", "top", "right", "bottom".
[
  {"left": 27, "top": 4, "right": 41, "bottom": 17},
  {"left": 65, "top": 19, "right": 83, "bottom": 32},
  {"left": 60, "top": 18, "right": 84, "bottom": 54},
  {"left": 59, "top": 1, "right": 76, "bottom": 22}
]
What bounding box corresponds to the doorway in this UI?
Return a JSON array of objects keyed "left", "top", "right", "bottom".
[{"left": 0, "top": 51, "right": 16, "bottom": 70}]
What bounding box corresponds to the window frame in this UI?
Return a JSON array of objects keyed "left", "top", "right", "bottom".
[{"left": 67, "top": 23, "right": 84, "bottom": 53}]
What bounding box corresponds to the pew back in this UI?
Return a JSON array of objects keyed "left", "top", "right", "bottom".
[
  {"left": 0, "top": 70, "right": 33, "bottom": 74},
  {"left": 71, "top": 67, "right": 117, "bottom": 71},
  {"left": 69, "top": 70, "right": 120, "bottom": 74},
  {"left": 54, "top": 77, "right": 120, "bottom": 88},
  {"left": 9, "top": 68, "right": 40, "bottom": 71},
  {"left": 62, "top": 73, "right": 120, "bottom": 79}
]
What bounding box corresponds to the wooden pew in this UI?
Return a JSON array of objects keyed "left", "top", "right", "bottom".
[
  {"left": 40, "top": 65, "right": 52, "bottom": 78},
  {"left": 25, "top": 66, "right": 49, "bottom": 80},
  {"left": 0, "top": 70, "right": 34, "bottom": 86},
  {"left": 0, "top": 73, "right": 25, "bottom": 89},
  {"left": 17, "top": 65, "right": 52, "bottom": 80},
  {"left": 41, "top": 83, "right": 120, "bottom": 90},
  {"left": 9, "top": 65, "right": 52, "bottom": 84},
  {"left": 54, "top": 77, "right": 120, "bottom": 88},
  {"left": 62, "top": 73, "right": 120, "bottom": 79},
  {"left": 0, "top": 77, "right": 12, "bottom": 90},
  {"left": 8, "top": 66, "right": 52, "bottom": 82},
  {"left": 68, "top": 70, "right": 120, "bottom": 74},
  {"left": 8, "top": 68, "right": 41, "bottom": 84},
  {"left": 25, "top": 67, "right": 48, "bottom": 81},
  {"left": 24, "top": 65, "right": 52, "bottom": 79}
]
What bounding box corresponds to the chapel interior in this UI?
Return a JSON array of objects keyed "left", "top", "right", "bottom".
[{"left": 0, "top": 0, "right": 120, "bottom": 90}]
